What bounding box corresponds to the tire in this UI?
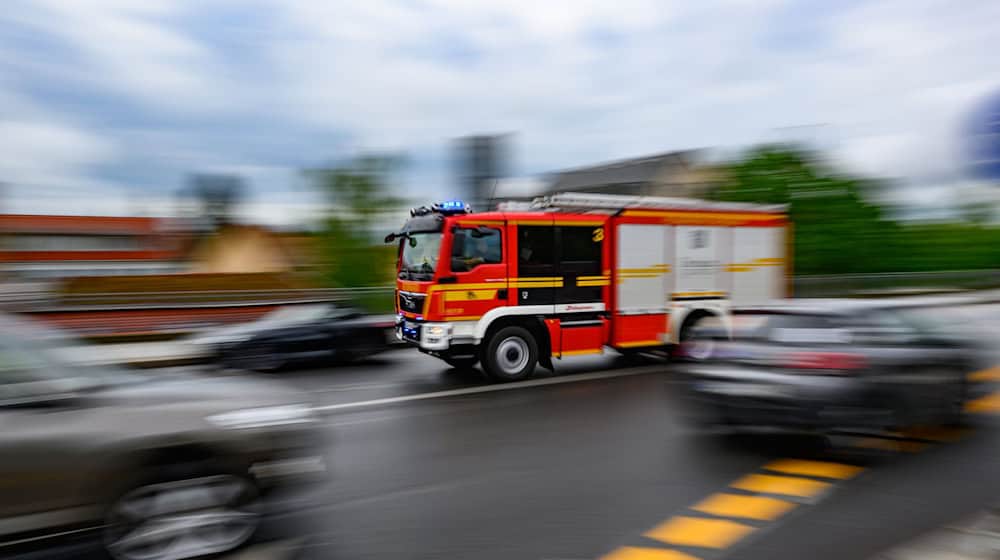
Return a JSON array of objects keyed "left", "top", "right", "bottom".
[
  {"left": 941, "top": 372, "right": 968, "bottom": 427},
  {"left": 246, "top": 343, "right": 285, "bottom": 373},
  {"left": 675, "top": 314, "right": 715, "bottom": 361},
  {"left": 481, "top": 326, "right": 538, "bottom": 382},
  {"left": 103, "top": 469, "right": 260, "bottom": 560}
]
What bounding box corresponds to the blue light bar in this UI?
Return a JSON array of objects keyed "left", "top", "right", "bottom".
[{"left": 433, "top": 200, "right": 470, "bottom": 214}]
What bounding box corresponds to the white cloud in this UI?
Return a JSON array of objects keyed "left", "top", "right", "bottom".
[{"left": 2, "top": 0, "right": 1000, "bottom": 222}]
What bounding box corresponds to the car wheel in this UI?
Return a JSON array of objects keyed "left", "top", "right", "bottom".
[
  {"left": 104, "top": 473, "right": 260, "bottom": 560},
  {"left": 676, "top": 315, "right": 715, "bottom": 361},
  {"left": 246, "top": 344, "right": 284, "bottom": 372},
  {"left": 942, "top": 372, "right": 968, "bottom": 427},
  {"left": 482, "top": 326, "right": 537, "bottom": 382}
]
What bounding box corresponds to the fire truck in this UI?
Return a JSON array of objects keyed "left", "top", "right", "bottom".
[{"left": 385, "top": 192, "right": 789, "bottom": 381}]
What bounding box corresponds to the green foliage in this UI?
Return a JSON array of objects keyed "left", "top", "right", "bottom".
[
  {"left": 713, "top": 145, "right": 1000, "bottom": 274},
  {"left": 309, "top": 155, "right": 406, "bottom": 300}
]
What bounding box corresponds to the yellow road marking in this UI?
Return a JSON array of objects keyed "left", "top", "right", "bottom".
[
  {"left": 965, "top": 392, "right": 1000, "bottom": 413},
  {"left": 692, "top": 493, "right": 797, "bottom": 521},
  {"left": 645, "top": 516, "right": 753, "bottom": 549},
  {"left": 730, "top": 474, "right": 830, "bottom": 498},
  {"left": 969, "top": 366, "right": 1000, "bottom": 382},
  {"left": 763, "top": 459, "right": 864, "bottom": 480},
  {"left": 601, "top": 546, "right": 702, "bottom": 560}
]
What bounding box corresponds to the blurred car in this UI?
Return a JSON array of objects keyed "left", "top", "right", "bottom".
[
  {"left": 0, "top": 314, "right": 327, "bottom": 559},
  {"left": 190, "top": 303, "right": 395, "bottom": 372},
  {"left": 680, "top": 299, "right": 981, "bottom": 433}
]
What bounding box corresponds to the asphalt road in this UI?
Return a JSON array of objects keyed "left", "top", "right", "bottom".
[{"left": 27, "top": 301, "right": 1000, "bottom": 559}]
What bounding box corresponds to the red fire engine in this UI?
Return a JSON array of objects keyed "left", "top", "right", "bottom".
[{"left": 386, "top": 192, "right": 789, "bottom": 381}]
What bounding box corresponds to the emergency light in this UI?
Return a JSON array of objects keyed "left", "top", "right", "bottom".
[{"left": 433, "top": 200, "right": 471, "bottom": 214}]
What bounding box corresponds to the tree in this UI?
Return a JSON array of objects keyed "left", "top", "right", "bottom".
[
  {"left": 712, "top": 145, "right": 902, "bottom": 275},
  {"left": 186, "top": 173, "right": 245, "bottom": 231},
  {"left": 307, "top": 155, "right": 407, "bottom": 294}
]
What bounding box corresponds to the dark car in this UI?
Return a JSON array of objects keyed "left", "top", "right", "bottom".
[
  {"left": 680, "top": 299, "right": 982, "bottom": 433},
  {"left": 190, "top": 303, "right": 394, "bottom": 372},
  {"left": 0, "top": 315, "right": 327, "bottom": 559}
]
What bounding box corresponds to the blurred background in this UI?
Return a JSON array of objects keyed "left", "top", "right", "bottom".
[{"left": 0, "top": 1, "right": 999, "bottom": 340}]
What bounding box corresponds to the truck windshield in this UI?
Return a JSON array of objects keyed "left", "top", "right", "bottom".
[{"left": 400, "top": 233, "right": 443, "bottom": 280}]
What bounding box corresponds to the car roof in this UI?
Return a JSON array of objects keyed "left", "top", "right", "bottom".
[{"left": 733, "top": 296, "right": 974, "bottom": 317}]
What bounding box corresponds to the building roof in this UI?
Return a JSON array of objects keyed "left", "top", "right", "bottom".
[
  {"left": 0, "top": 214, "right": 166, "bottom": 235},
  {"left": 547, "top": 150, "right": 697, "bottom": 192}
]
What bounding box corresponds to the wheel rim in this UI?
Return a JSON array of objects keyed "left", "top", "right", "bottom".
[
  {"left": 683, "top": 337, "right": 715, "bottom": 360},
  {"left": 105, "top": 475, "right": 259, "bottom": 560},
  {"left": 496, "top": 336, "right": 530, "bottom": 375}
]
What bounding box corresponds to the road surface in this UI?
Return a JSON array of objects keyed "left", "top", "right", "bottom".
[{"left": 28, "top": 302, "right": 1000, "bottom": 559}]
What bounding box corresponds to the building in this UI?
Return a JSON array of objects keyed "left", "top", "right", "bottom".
[
  {"left": 545, "top": 150, "right": 721, "bottom": 199},
  {"left": 0, "top": 215, "right": 187, "bottom": 279},
  {"left": 187, "top": 225, "right": 312, "bottom": 274}
]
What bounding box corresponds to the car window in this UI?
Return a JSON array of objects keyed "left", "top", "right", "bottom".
[
  {"left": 765, "top": 314, "right": 851, "bottom": 345},
  {"left": 452, "top": 228, "right": 502, "bottom": 272},
  {"left": 843, "top": 311, "right": 919, "bottom": 345}
]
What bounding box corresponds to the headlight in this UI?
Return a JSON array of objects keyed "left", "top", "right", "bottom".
[
  {"left": 426, "top": 325, "right": 448, "bottom": 336},
  {"left": 208, "top": 404, "right": 316, "bottom": 430}
]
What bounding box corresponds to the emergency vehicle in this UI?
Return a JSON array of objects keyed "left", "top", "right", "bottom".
[{"left": 385, "top": 192, "right": 789, "bottom": 381}]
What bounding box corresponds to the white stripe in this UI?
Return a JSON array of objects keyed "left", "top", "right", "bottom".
[{"left": 315, "top": 365, "right": 663, "bottom": 413}]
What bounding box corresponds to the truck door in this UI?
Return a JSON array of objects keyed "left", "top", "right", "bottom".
[
  {"left": 445, "top": 224, "right": 507, "bottom": 321},
  {"left": 513, "top": 223, "right": 557, "bottom": 308}
]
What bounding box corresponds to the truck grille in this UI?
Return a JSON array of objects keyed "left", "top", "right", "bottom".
[{"left": 398, "top": 292, "right": 425, "bottom": 314}]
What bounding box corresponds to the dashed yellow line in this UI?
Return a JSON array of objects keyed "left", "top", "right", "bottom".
[
  {"left": 692, "top": 493, "right": 797, "bottom": 521},
  {"left": 600, "top": 547, "right": 702, "bottom": 560},
  {"left": 730, "top": 473, "right": 831, "bottom": 498},
  {"left": 763, "top": 459, "right": 864, "bottom": 480},
  {"left": 969, "top": 365, "right": 1000, "bottom": 382},
  {"left": 965, "top": 392, "right": 1000, "bottom": 413},
  {"left": 645, "top": 516, "right": 753, "bottom": 549}
]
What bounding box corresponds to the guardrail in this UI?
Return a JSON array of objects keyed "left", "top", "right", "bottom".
[{"left": 3, "top": 270, "right": 1000, "bottom": 311}]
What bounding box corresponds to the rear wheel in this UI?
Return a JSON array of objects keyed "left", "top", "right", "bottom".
[{"left": 482, "top": 326, "right": 538, "bottom": 382}]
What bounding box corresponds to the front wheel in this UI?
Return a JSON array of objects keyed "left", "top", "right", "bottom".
[
  {"left": 104, "top": 473, "right": 260, "bottom": 560},
  {"left": 482, "top": 326, "right": 538, "bottom": 382}
]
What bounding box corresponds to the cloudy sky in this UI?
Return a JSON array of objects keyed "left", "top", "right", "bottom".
[{"left": 1, "top": 0, "right": 998, "bottom": 224}]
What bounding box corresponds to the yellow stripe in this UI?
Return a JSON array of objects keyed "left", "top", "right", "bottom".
[
  {"left": 512, "top": 281, "right": 563, "bottom": 288},
  {"left": 619, "top": 266, "right": 671, "bottom": 274},
  {"left": 763, "top": 459, "right": 863, "bottom": 480},
  {"left": 578, "top": 275, "right": 610, "bottom": 281},
  {"left": 601, "top": 547, "right": 702, "bottom": 560},
  {"left": 969, "top": 365, "right": 1000, "bottom": 382},
  {"left": 646, "top": 516, "right": 753, "bottom": 549},
  {"left": 616, "top": 340, "right": 663, "bottom": 348},
  {"left": 556, "top": 348, "right": 604, "bottom": 357},
  {"left": 725, "top": 265, "right": 755, "bottom": 273},
  {"left": 966, "top": 392, "right": 1000, "bottom": 414},
  {"left": 692, "top": 493, "right": 797, "bottom": 521},
  {"left": 753, "top": 257, "right": 785, "bottom": 265},
  {"left": 441, "top": 315, "right": 482, "bottom": 321},
  {"left": 443, "top": 290, "right": 497, "bottom": 302},
  {"left": 672, "top": 291, "right": 727, "bottom": 298},
  {"left": 577, "top": 280, "right": 610, "bottom": 287},
  {"left": 622, "top": 209, "right": 783, "bottom": 224},
  {"left": 730, "top": 474, "right": 830, "bottom": 498}
]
